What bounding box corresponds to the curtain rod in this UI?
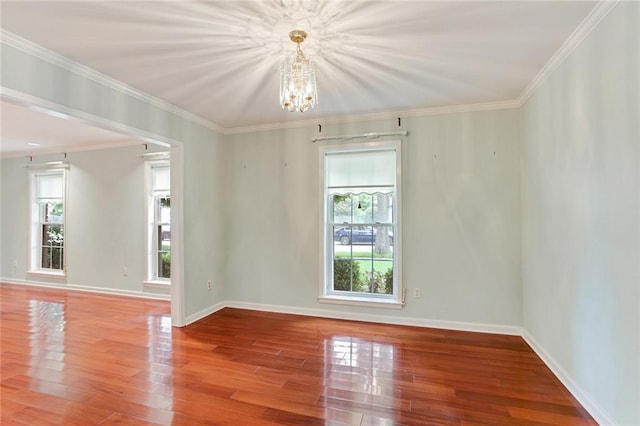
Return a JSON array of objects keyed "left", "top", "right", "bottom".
[
  {"left": 311, "top": 130, "right": 408, "bottom": 143},
  {"left": 23, "top": 161, "right": 69, "bottom": 169},
  {"left": 138, "top": 151, "right": 170, "bottom": 159}
]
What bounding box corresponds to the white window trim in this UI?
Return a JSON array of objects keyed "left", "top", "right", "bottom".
[
  {"left": 143, "top": 280, "right": 171, "bottom": 288},
  {"left": 318, "top": 140, "right": 403, "bottom": 308},
  {"left": 28, "top": 166, "right": 68, "bottom": 277},
  {"left": 145, "top": 160, "right": 171, "bottom": 284},
  {"left": 318, "top": 295, "right": 404, "bottom": 309}
]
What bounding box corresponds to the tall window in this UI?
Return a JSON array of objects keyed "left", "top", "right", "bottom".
[
  {"left": 30, "top": 169, "right": 66, "bottom": 273},
  {"left": 147, "top": 161, "right": 171, "bottom": 282},
  {"left": 321, "top": 142, "right": 402, "bottom": 306}
]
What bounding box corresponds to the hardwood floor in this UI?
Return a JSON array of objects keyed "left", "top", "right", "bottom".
[{"left": 1, "top": 284, "right": 596, "bottom": 425}]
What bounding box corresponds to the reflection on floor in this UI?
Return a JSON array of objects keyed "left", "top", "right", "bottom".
[{"left": 0, "top": 284, "right": 595, "bottom": 425}]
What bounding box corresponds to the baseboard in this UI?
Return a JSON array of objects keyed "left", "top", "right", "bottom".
[
  {"left": 225, "top": 300, "right": 523, "bottom": 336},
  {"left": 184, "top": 301, "right": 226, "bottom": 325},
  {"left": 521, "top": 330, "right": 617, "bottom": 426},
  {"left": 1, "top": 278, "right": 170, "bottom": 301},
  {"left": 0, "top": 280, "right": 519, "bottom": 334}
]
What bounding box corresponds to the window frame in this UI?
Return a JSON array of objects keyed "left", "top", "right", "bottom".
[
  {"left": 145, "top": 160, "right": 171, "bottom": 284},
  {"left": 319, "top": 140, "right": 403, "bottom": 308},
  {"left": 28, "top": 167, "right": 68, "bottom": 276},
  {"left": 154, "top": 195, "right": 171, "bottom": 280}
]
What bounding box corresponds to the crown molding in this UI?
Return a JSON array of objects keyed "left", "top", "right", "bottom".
[
  {"left": 519, "top": 0, "right": 620, "bottom": 104},
  {"left": 0, "top": 29, "right": 225, "bottom": 135},
  {"left": 224, "top": 99, "right": 522, "bottom": 135},
  {"left": 1, "top": 86, "right": 176, "bottom": 147}
]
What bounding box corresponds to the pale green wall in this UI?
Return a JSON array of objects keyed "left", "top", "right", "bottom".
[
  {"left": 181, "top": 125, "right": 228, "bottom": 315},
  {"left": 0, "top": 157, "right": 30, "bottom": 280},
  {"left": 67, "top": 147, "right": 148, "bottom": 291},
  {"left": 0, "top": 145, "right": 165, "bottom": 293},
  {"left": 225, "top": 108, "right": 522, "bottom": 326},
  {"left": 1, "top": 39, "right": 227, "bottom": 318},
  {"left": 521, "top": 2, "right": 639, "bottom": 424}
]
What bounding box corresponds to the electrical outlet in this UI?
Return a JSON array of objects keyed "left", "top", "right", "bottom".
[
  {"left": 123, "top": 267, "right": 128, "bottom": 277},
  {"left": 207, "top": 280, "right": 212, "bottom": 289},
  {"left": 413, "top": 288, "right": 421, "bottom": 298},
  {"left": 13, "top": 260, "right": 18, "bottom": 269}
]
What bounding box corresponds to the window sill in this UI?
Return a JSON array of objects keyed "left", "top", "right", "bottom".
[
  {"left": 318, "top": 295, "right": 404, "bottom": 309},
  {"left": 27, "top": 270, "right": 67, "bottom": 280},
  {"left": 143, "top": 280, "right": 171, "bottom": 289}
]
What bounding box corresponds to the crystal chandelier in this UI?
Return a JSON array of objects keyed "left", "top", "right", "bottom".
[{"left": 280, "top": 30, "right": 317, "bottom": 112}]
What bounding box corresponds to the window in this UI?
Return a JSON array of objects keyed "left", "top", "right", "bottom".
[
  {"left": 320, "top": 142, "right": 402, "bottom": 307},
  {"left": 146, "top": 161, "right": 171, "bottom": 282},
  {"left": 29, "top": 169, "right": 66, "bottom": 274}
]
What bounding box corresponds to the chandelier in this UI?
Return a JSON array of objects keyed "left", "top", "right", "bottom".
[{"left": 280, "top": 30, "right": 317, "bottom": 112}]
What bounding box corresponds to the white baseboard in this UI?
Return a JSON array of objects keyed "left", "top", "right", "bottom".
[
  {"left": 225, "top": 300, "right": 523, "bottom": 336},
  {"left": 0, "top": 280, "right": 518, "bottom": 334},
  {"left": 1, "top": 278, "right": 170, "bottom": 301},
  {"left": 521, "top": 330, "right": 617, "bottom": 426},
  {"left": 184, "top": 301, "right": 226, "bottom": 325}
]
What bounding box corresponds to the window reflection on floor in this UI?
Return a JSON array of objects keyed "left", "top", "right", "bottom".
[
  {"left": 28, "top": 299, "right": 66, "bottom": 383},
  {"left": 323, "top": 335, "right": 398, "bottom": 420},
  {"left": 146, "top": 314, "right": 174, "bottom": 411},
  {"left": 147, "top": 314, "right": 172, "bottom": 364}
]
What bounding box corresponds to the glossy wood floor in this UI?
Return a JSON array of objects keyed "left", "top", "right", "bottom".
[{"left": 1, "top": 284, "right": 596, "bottom": 425}]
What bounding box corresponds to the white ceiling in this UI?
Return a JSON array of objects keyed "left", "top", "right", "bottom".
[
  {"left": 1, "top": 1, "right": 598, "bottom": 153},
  {"left": 0, "top": 100, "right": 140, "bottom": 158}
]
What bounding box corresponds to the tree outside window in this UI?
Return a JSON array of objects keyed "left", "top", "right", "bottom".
[{"left": 41, "top": 201, "right": 64, "bottom": 270}]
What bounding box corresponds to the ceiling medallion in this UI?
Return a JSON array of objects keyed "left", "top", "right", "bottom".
[{"left": 280, "top": 30, "right": 317, "bottom": 112}]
